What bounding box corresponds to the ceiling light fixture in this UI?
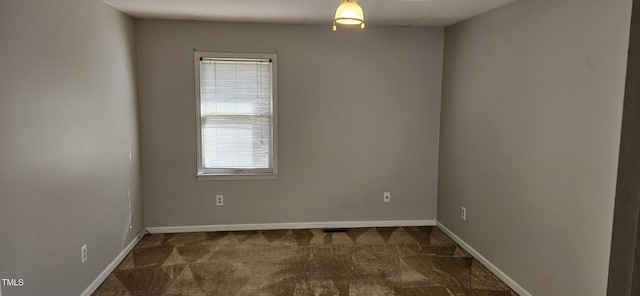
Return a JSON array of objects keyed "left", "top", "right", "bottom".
[{"left": 332, "top": 0, "right": 365, "bottom": 31}]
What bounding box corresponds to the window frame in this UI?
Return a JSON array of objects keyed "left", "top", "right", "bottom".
[{"left": 194, "top": 51, "right": 278, "bottom": 180}]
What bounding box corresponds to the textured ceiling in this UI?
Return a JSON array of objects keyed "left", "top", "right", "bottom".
[{"left": 102, "top": 0, "right": 518, "bottom": 27}]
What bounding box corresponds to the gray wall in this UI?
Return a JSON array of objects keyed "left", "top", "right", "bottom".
[
  {"left": 438, "top": 0, "right": 632, "bottom": 295},
  {"left": 608, "top": 0, "right": 640, "bottom": 294},
  {"left": 0, "top": 0, "right": 142, "bottom": 295},
  {"left": 137, "top": 21, "right": 443, "bottom": 227}
]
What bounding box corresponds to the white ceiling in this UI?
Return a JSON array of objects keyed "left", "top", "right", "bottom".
[{"left": 103, "top": 0, "right": 518, "bottom": 27}]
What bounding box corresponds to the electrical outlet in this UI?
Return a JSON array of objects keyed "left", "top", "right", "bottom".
[
  {"left": 461, "top": 207, "right": 467, "bottom": 220},
  {"left": 216, "top": 195, "right": 224, "bottom": 206},
  {"left": 383, "top": 192, "right": 391, "bottom": 203},
  {"left": 128, "top": 191, "right": 132, "bottom": 229},
  {"left": 81, "top": 244, "right": 88, "bottom": 263}
]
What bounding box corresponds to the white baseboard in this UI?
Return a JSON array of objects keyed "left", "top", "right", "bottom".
[
  {"left": 436, "top": 222, "right": 532, "bottom": 296},
  {"left": 146, "top": 220, "right": 436, "bottom": 233},
  {"left": 80, "top": 232, "right": 145, "bottom": 296}
]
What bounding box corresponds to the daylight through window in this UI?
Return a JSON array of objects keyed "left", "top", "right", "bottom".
[{"left": 195, "top": 52, "right": 277, "bottom": 179}]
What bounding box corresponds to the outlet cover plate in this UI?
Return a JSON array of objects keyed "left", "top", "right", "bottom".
[
  {"left": 216, "top": 195, "right": 224, "bottom": 206},
  {"left": 81, "top": 244, "right": 88, "bottom": 263}
]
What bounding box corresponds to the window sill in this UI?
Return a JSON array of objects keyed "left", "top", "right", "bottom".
[{"left": 196, "top": 173, "right": 278, "bottom": 181}]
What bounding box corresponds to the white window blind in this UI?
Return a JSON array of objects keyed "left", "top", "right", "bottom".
[{"left": 195, "top": 53, "right": 277, "bottom": 179}]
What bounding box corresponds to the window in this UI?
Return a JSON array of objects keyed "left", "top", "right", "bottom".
[{"left": 194, "top": 52, "right": 277, "bottom": 180}]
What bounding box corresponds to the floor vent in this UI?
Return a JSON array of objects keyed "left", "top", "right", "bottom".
[{"left": 323, "top": 228, "right": 348, "bottom": 233}]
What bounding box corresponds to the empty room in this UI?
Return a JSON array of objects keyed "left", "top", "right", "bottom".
[{"left": 1, "top": 0, "right": 638, "bottom": 295}]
